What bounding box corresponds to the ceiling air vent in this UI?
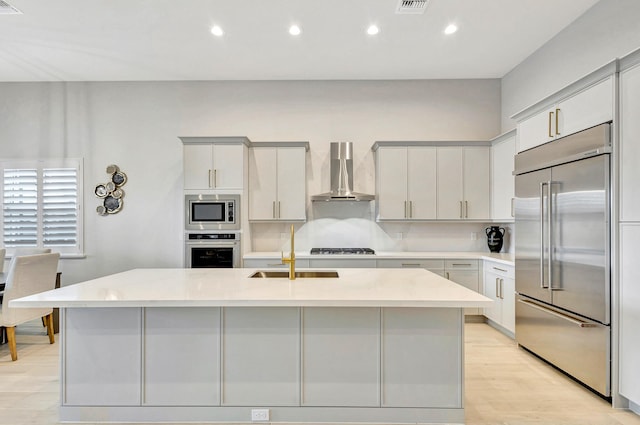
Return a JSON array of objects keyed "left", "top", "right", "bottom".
[
  {"left": 0, "top": 0, "right": 22, "bottom": 14},
  {"left": 396, "top": 0, "right": 429, "bottom": 14}
]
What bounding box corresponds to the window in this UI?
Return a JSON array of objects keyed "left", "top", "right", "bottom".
[{"left": 1, "top": 159, "right": 83, "bottom": 256}]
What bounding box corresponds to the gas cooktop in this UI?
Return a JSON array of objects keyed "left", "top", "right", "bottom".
[{"left": 310, "top": 248, "right": 375, "bottom": 255}]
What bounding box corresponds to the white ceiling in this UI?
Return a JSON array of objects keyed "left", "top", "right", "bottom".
[{"left": 0, "top": 0, "right": 600, "bottom": 82}]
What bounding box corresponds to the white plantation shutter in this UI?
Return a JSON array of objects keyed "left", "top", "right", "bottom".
[
  {"left": 1, "top": 159, "right": 83, "bottom": 255},
  {"left": 3, "top": 168, "right": 38, "bottom": 246}
]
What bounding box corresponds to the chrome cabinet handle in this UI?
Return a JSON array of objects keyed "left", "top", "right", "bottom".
[
  {"left": 451, "top": 263, "right": 472, "bottom": 267},
  {"left": 493, "top": 266, "right": 507, "bottom": 272},
  {"left": 212, "top": 169, "right": 217, "bottom": 188},
  {"left": 401, "top": 263, "right": 421, "bottom": 267},
  {"left": 555, "top": 108, "right": 560, "bottom": 135},
  {"left": 495, "top": 277, "right": 499, "bottom": 298},
  {"left": 208, "top": 170, "right": 213, "bottom": 188},
  {"left": 547, "top": 181, "right": 554, "bottom": 291},
  {"left": 511, "top": 198, "right": 515, "bottom": 217},
  {"left": 499, "top": 278, "right": 504, "bottom": 299},
  {"left": 517, "top": 299, "right": 597, "bottom": 328}
]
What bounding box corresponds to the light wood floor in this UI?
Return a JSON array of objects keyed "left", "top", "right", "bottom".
[{"left": 1, "top": 321, "right": 639, "bottom": 425}]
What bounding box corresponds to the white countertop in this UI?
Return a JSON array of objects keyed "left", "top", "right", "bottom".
[
  {"left": 244, "top": 251, "right": 515, "bottom": 266},
  {"left": 11, "top": 268, "right": 492, "bottom": 309}
]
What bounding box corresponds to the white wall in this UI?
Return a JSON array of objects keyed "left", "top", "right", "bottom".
[
  {"left": 0, "top": 79, "right": 501, "bottom": 284},
  {"left": 501, "top": 0, "right": 640, "bottom": 131}
]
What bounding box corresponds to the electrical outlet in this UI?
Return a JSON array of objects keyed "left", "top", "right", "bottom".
[{"left": 251, "top": 408, "right": 269, "bottom": 421}]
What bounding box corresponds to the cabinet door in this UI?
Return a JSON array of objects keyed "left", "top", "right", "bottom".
[
  {"left": 620, "top": 66, "right": 640, "bottom": 221},
  {"left": 620, "top": 223, "right": 640, "bottom": 404},
  {"left": 517, "top": 107, "right": 555, "bottom": 153},
  {"left": 143, "top": 308, "right": 220, "bottom": 406},
  {"left": 446, "top": 270, "right": 479, "bottom": 315},
  {"left": 407, "top": 147, "right": 437, "bottom": 219},
  {"left": 212, "top": 144, "right": 244, "bottom": 190},
  {"left": 377, "top": 147, "right": 408, "bottom": 220},
  {"left": 309, "top": 258, "right": 377, "bottom": 269},
  {"left": 491, "top": 136, "right": 516, "bottom": 220},
  {"left": 222, "top": 307, "right": 300, "bottom": 406},
  {"left": 463, "top": 147, "right": 490, "bottom": 219},
  {"left": 483, "top": 271, "right": 502, "bottom": 324},
  {"left": 63, "top": 308, "right": 142, "bottom": 406},
  {"left": 302, "top": 308, "right": 380, "bottom": 406},
  {"left": 557, "top": 76, "right": 613, "bottom": 138},
  {"left": 381, "top": 308, "right": 462, "bottom": 408},
  {"left": 277, "top": 147, "right": 306, "bottom": 220},
  {"left": 184, "top": 144, "right": 214, "bottom": 189},
  {"left": 437, "top": 147, "right": 463, "bottom": 219},
  {"left": 249, "top": 148, "right": 278, "bottom": 220},
  {"left": 501, "top": 276, "right": 515, "bottom": 334}
]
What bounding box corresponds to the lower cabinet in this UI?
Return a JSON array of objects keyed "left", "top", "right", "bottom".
[{"left": 482, "top": 261, "right": 515, "bottom": 335}]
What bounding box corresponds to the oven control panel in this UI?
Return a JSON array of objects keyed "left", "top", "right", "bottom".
[{"left": 188, "top": 233, "right": 237, "bottom": 240}]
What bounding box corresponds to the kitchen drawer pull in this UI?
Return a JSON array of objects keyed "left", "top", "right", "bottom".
[
  {"left": 401, "top": 263, "right": 421, "bottom": 267},
  {"left": 555, "top": 108, "right": 561, "bottom": 135},
  {"left": 517, "top": 299, "right": 598, "bottom": 328},
  {"left": 451, "top": 263, "right": 472, "bottom": 267},
  {"left": 492, "top": 266, "right": 508, "bottom": 272}
]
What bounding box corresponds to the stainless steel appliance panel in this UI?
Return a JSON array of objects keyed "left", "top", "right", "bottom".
[
  {"left": 516, "top": 295, "right": 610, "bottom": 396},
  {"left": 550, "top": 156, "right": 610, "bottom": 324},
  {"left": 184, "top": 233, "right": 241, "bottom": 268},
  {"left": 515, "top": 168, "right": 552, "bottom": 304}
]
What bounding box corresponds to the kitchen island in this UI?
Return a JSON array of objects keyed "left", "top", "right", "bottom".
[{"left": 12, "top": 267, "right": 491, "bottom": 424}]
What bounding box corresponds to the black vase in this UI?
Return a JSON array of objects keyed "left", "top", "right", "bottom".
[{"left": 485, "top": 226, "right": 505, "bottom": 253}]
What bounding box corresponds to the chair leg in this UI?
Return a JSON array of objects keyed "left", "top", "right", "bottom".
[
  {"left": 45, "top": 314, "right": 55, "bottom": 344},
  {"left": 6, "top": 326, "right": 17, "bottom": 361},
  {"left": 42, "top": 316, "right": 46, "bottom": 327}
]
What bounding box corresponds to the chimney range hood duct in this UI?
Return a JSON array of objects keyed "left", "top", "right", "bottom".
[{"left": 311, "top": 142, "right": 375, "bottom": 202}]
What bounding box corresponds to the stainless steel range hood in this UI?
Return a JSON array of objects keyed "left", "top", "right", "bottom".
[{"left": 311, "top": 142, "right": 375, "bottom": 202}]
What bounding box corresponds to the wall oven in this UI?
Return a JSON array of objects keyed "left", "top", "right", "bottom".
[
  {"left": 185, "top": 194, "right": 240, "bottom": 231},
  {"left": 185, "top": 232, "right": 241, "bottom": 268}
]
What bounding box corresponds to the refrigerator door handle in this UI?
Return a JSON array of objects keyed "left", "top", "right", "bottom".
[
  {"left": 548, "top": 180, "right": 556, "bottom": 291},
  {"left": 539, "top": 182, "right": 549, "bottom": 288},
  {"left": 517, "top": 299, "right": 598, "bottom": 328}
]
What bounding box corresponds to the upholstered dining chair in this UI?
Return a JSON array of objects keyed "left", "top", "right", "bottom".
[{"left": 0, "top": 252, "right": 60, "bottom": 361}]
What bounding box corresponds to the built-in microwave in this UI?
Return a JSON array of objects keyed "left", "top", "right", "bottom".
[{"left": 185, "top": 194, "right": 240, "bottom": 230}]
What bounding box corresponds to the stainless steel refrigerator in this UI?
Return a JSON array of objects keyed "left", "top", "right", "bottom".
[{"left": 514, "top": 123, "right": 611, "bottom": 397}]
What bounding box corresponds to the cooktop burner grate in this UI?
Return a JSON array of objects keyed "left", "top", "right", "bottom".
[{"left": 310, "top": 248, "right": 375, "bottom": 255}]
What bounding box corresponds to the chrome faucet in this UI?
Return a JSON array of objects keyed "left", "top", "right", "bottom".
[{"left": 281, "top": 224, "right": 296, "bottom": 280}]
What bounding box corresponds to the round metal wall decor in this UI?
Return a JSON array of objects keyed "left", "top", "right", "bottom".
[{"left": 95, "top": 164, "right": 127, "bottom": 215}]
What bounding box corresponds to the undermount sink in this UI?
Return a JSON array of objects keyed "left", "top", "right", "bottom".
[{"left": 249, "top": 270, "right": 339, "bottom": 279}]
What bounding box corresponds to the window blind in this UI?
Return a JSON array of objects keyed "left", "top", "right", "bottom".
[{"left": 2, "top": 168, "right": 38, "bottom": 246}]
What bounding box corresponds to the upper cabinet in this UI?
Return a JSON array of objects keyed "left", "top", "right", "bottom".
[
  {"left": 373, "top": 142, "right": 490, "bottom": 221},
  {"left": 181, "top": 137, "right": 250, "bottom": 191},
  {"left": 437, "top": 146, "right": 490, "bottom": 220},
  {"left": 620, "top": 58, "right": 640, "bottom": 222},
  {"left": 375, "top": 146, "right": 437, "bottom": 220},
  {"left": 249, "top": 143, "right": 308, "bottom": 221},
  {"left": 490, "top": 130, "right": 516, "bottom": 222},
  {"left": 512, "top": 62, "right": 617, "bottom": 153}
]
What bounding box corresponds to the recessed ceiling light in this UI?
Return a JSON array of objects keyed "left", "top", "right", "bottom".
[
  {"left": 444, "top": 24, "right": 458, "bottom": 35},
  {"left": 211, "top": 25, "right": 224, "bottom": 37},
  {"left": 367, "top": 25, "right": 380, "bottom": 35},
  {"left": 289, "top": 25, "right": 301, "bottom": 36}
]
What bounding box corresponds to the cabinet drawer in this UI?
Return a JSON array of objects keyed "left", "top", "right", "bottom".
[
  {"left": 377, "top": 258, "right": 445, "bottom": 270},
  {"left": 444, "top": 259, "right": 478, "bottom": 270},
  {"left": 244, "top": 258, "right": 310, "bottom": 269},
  {"left": 483, "top": 261, "right": 514, "bottom": 278}
]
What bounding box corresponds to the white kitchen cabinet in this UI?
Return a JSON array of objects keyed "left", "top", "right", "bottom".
[
  {"left": 376, "top": 146, "right": 437, "bottom": 220},
  {"left": 444, "top": 260, "right": 480, "bottom": 316},
  {"left": 301, "top": 308, "right": 380, "bottom": 406},
  {"left": 381, "top": 308, "right": 462, "bottom": 408},
  {"left": 249, "top": 145, "right": 307, "bottom": 221},
  {"left": 437, "top": 147, "right": 490, "bottom": 220},
  {"left": 222, "top": 307, "right": 300, "bottom": 406},
  {"left": 143, "top": 307, "right": 220, "bottom": 406},
  {"left": 620, "top": 62, "right": 640, "bottom": 221},
  {"left": 243, "top": 258, "right": 310, "bottom": 269},
  {"left": 181, "top": 138, "right": 248, "bottom": 190},
  {"left": 482, "top": 261, "right": 515, "bottom": 335},
  {"left": 515, "top": 75, "right": 614, "bottom": 153},
  {"left": 620, "top": 223, "right": 640, "bottom": 405},
  {"left": 63, "top": 308, "right": 142, "bottom": 406},
  {"left": 491, "top": 131, "right": 516, "bottom": 221},
  {"left": 376, "top": 258, "right": 445, "bottom": 272}
]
